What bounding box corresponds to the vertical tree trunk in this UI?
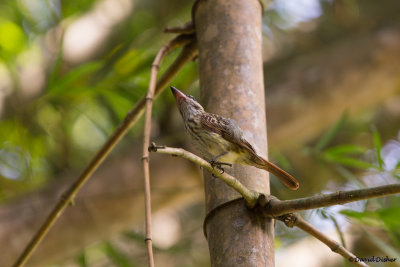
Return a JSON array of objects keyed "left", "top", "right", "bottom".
[{"left": 195, "top": 0, "right": 274, "bottom": 266}]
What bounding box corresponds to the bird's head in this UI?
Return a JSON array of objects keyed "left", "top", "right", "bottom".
[{"left": 170, "top": 86, "right": 204, "bottom": 120}]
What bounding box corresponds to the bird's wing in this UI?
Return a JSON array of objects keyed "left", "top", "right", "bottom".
[
  {"left": 200, "top": 113, "right": 257, "bottom": 154},
  {"left": 200, "top": 113, "right": 299, "bottom": 190}
]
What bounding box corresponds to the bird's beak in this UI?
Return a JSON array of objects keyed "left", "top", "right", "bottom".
[{"left": 170, "top": 86, "right": 187, "bottom": 102}]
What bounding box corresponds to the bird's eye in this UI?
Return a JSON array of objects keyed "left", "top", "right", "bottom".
[{"left": 188, "top": 95, "right": 196, "bottom": 100}]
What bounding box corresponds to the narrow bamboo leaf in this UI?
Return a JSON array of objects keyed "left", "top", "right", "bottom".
[
  {"left": 395, "top": 161, "right": 400, "bottom": 169},
  {"left": 324, "top": 154, "right": 375, "bottom": 169},
  {"left": 330, "top": 215, "right": 346, "bottom": 248},
  {"left": 104, "top": 242, "right": 134, "bottom": 267},
  {"left": 339, "top": 209, "right": 364, "bottom": 219},
  {"left": 0, "top": 20, "right": 26, "bottom": 54},
  {"left": 340, "top": 209, "right": 382, "bottom": 227},
  {"left": 378, "top": 207, "right": 400, "bottom": 231},
  {"left": 50, "top": 86, "right": 97, "bottom": 98},
  {"left": 376, "top": 198, "right": 400, "bottom": 247},
  {"left": 371, "top": 126, "right": 384, "bottom": 170},
  {"left": 113, "top": 49, "right": 151, "bottom": 77},
  {"left": 363, "top": 230, "right": 400, "bottom": 260},
  {"left": 47, "top": 46, "right": 64, "bottom": 89},
  {"left": 124, "top": 231, "right": 143, "bottom": 243},
  {"left": 63, "top": 0, "right": 96, "bottom": 17},
  {"left": 324, "top": 145, "right": 367, "bottom": 156},
  {"left": 335, "top": 165, "right": 364, "bottom": 187},
  {"left": 49, "top": 61, "right": 102, "bottom": 94},
  {"left": 317, "top": 209, "right": 329, "bottom": 219},
  {"left": 314, "top": 111, "right": 348, "bottom": 152},
  {"left": 101, "top": 90, "right": 134, "bottom": 120},
  {"left": 76, "top": 252, "right": 87, "bottom": 267},
  {"left": 270, "top": 151, "right": 292, "bottom": 171}
]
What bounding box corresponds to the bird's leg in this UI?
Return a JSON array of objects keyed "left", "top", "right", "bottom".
[
  {"left": 210, "top": 152, "right": 232, "bottom": 167},
  {"left": 209, "top": 152, "right": 232, "bottom": 174}
]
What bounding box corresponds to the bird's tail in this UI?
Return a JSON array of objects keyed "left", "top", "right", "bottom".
[{"left": 259, "top": 158, "right": 299, "bottom": 190}]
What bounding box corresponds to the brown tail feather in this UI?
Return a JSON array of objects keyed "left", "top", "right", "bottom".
[{"left": 261, "top": 158, "right": 299, "bottom": 190}]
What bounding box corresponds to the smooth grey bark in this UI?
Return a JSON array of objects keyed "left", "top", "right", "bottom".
[{"left": 195, "top": 0, "right": 274, "bottom": 266}]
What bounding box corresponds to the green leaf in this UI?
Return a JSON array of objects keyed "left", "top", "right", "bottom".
[
  {"left": 101, "top": 90, "right": 134, "bottom": 120},
  {"left": 335, "top": 165, "right": 364, "bottom": 187},
  {"left": 342, "top": 205, "right": 400, "bottom": 254},
  {"left": 378, "top": 207, "right": 400, "bottom": 231},
  {"left": 378, "top": 207, "right": 400, "bottom": 248},
  {"left": 323, "top": 145, "right": 367, "bottom": 156},
  {"left": 323, "top": 154, "right": 375, "bottom": 169},
  {"left": 330, "top": 215, "right": 346, "bottom": 248},
  {"left": 104, "top": 242, "right": 134, "bottom": 267},
  {"left": 396, "top": 161, "right": 400, "bottom": 168},
  {"left": 62, "top": 0, "right": 96, "bottom": 18},
  {"left": 371, "top": 126, "right": 384, "bottom": 170},
  {"left": 314, "top": 111, "right": 348, "bottom": 152},
  {"left": 48, "top": 61, "right": 102, "bottom": 95},
  {"left": 76, "top": 252, "right": 87, "bottom": 267},
  {"left": 363, "top": 230, "right": 400, "bottom": 259},
  {"left": 0, "top": 20, "right": 26, "bottom": 54},
  {"left": 339, "top": 209, "right": 364, "bottom": 219},
  {"left": 47, "top": 46, "right": 64, "bottom": 91},
  {"left": 270, "top": 151, "right": 292, "bottom": 171},
  {"left": 113, "top": 49, "right": 152, "bottom": 77},
  {"left": 340, "top": 209, "right": 383, "bottom": 227},
  {"left": 124, "top": 231, "right": 144, "bottom": 243},
  {"left": 393, "top": 171, "right": 400, "bottom": 183},
  {"left": 317, "top": 209, "right": 329, "bottom": 219}
]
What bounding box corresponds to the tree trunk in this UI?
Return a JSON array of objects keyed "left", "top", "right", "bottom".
[{"left": 195, "top": 0, "right": 274, "bottom": 266}]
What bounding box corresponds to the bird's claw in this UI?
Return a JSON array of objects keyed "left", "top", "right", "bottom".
[
  {"left": 209, "top": 160, "right": 232, "bottom": 175},
  {"left": 211, "top": 161, "right": 232, "bottom": 168},
  {"left": 210, "top": 159, "right": 217, "bottom": 167},
  {"left": 211, "top": 166, "right": 225, "bottom": 179},
  {"left": 216, "top": 165, "right": 225, "bottom": 174},
  {"left": 148, "top": 142, "right": 165, "bottom": 152}
]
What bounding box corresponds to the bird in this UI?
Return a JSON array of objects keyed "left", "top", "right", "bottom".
[{"left": 170, "top": 86, "right": 299, "bottom": 190}]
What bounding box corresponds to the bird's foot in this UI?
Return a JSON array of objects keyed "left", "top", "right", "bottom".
[
  {"left": 210, "top": 160, "right": 232, "bottom": 175},
  {"left": 210, "top": 159, "right": 232, "bottom": 168}
]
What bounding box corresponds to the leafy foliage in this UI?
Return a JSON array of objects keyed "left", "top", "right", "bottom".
[
  {"left": 0, "top": 0, "right": 197, "bottom": 202},
  {"left": 311, "top": 118, "right": 400, "bottom": 257},
  {"left": 1, "top": 0, "right": 400, "bottom": 266}
]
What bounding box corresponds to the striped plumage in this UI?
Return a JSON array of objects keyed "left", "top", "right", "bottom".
[{"left": 171, "top": 86, "right": 299, "bottom": 190}]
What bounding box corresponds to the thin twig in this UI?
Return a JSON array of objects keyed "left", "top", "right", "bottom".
[
  {"left": 263, "top": 184, "right": 400, "bottom": 217},
  {"left": 149, "top": 145, "right": 260, "bottom": 207},
  {"left": 141, "top": 35, "right": 190, "bottom": 267},
  {"left": 164, "top": 21, "right": 195, "bottom": 34},
  {"left": 12, "top": 36, "right": 197, "bottom": 267},
  {"left": 277, "top": 213, "right": 369, "bottom": 267}
]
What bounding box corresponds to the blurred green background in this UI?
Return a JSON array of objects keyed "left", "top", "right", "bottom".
[{"left": 0, "top": 0, "right": 399, "bottom": 266}]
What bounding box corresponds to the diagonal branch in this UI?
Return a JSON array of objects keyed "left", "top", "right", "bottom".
[
  {"left": 12, "top": 36, "right": 197, "bottom": 267},
  {"left": 149, "top": 144, "right": 260, "bottom": 207},
  {"left": 277, "top": 213, "right": 369, "bottom": 267},
  {"left": 263, "top": 184, "right": 400, "bottom": 217}
]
